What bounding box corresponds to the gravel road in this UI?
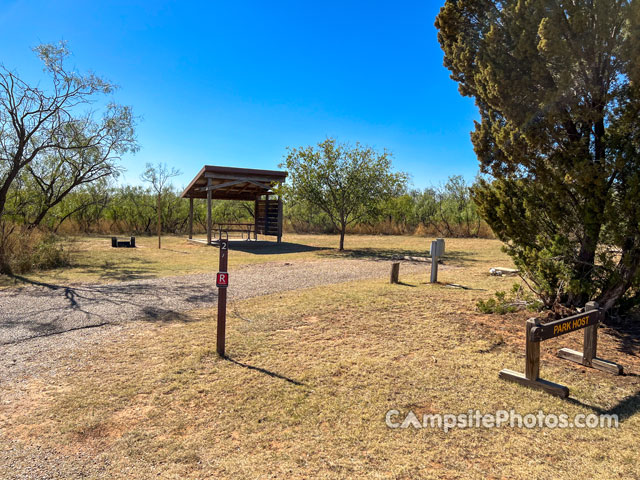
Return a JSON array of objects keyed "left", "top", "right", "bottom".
[{"left": 0, "top": 258, "right": 428, "bottom": 381}]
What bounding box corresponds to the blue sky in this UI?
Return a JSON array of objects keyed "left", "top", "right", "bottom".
[{"left": 0, "top": 0, "right": 479, "bottom": 191}]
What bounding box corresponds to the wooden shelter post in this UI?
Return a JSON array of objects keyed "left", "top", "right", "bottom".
[
  {"left": 206, "top": 178, "right": 212, "bottom": 245},
  {"left": 264, "top": 194, "right": 270, "bottom": 235},
  {"left": 188, "top": 197, "right": 194, "bottom": 239},
  {"left": 254, "top": 196, "right": 259, "bottom": 240},
  {"left": 277, "top": 196, "right": 283, "bottom": 243}
]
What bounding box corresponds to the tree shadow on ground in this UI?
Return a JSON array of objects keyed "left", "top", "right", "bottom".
[
  {"left": 0, "top": 279, "right": 209, "bottom": 345},
  {"left": 318, "top": 247, "right": 479, "bottom": 264},
  {"left": 3, "top": 257, "right": 160, "bottom": 285},
  {"left": 566, "top": 388, "right": 640, "bottom": 424},
  {"left": 78, "top": 257, "right": 158, "bottom": 282},
  {"left": 604, "top": 320, "right": 640, "bottom": 357}
]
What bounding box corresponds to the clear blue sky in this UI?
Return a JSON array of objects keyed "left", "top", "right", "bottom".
[{"left": 0, "top": 0, "right": 479, "bottom": 191}]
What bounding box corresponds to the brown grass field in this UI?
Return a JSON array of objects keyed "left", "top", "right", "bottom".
[{"left": 1, "top": 234, "right": 640, "bottom": 479}]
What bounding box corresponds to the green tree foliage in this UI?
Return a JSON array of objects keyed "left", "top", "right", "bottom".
[
  {"left": 284, "top": 175, "right": 486, "bottom": 238},
  {"left": 437, "top": 1, "right": 640, "bottom": 313},
  {"left": 281, "top": 138, "right": 408, "bottom": 250}
]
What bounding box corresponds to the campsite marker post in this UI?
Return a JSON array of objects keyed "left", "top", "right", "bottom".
[{"left": 216, "top": 239, "right": 229, "bottom": 357}]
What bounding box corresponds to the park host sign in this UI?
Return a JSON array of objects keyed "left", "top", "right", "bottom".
[
  {"left": 499, "top": 303, "right": 622, "bottom": 398},
  {"left": 529, "top": 310, "right": 600, "bottom": 342}
]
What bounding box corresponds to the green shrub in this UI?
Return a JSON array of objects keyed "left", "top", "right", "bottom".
[{"left": 476, "top": 284, "right": 543, "bottom": 315}]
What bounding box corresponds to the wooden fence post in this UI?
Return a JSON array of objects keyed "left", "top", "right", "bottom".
[{"left": 390, "top": 262, "right": 400, "bottom": 284}]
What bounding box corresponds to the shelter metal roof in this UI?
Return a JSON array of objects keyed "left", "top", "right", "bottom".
[{"left": 180, "top": 165, "right": 288, "bottom": 201}]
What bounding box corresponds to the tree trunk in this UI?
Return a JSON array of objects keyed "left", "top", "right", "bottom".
[
  {"left": 339, "top": 226, "right": 346, "bottom": 251},
  {"left": 597, "top": 241, "right": 640, "bottom": 313},
  {"left": 0, "top": 159, "right": 23, "bottom": 219},
  {"left": 568, "top": 236, "right": 598, "bottom": 307},
  {"left": 157, "top": 194, "right": 161, "bottom": 249}
]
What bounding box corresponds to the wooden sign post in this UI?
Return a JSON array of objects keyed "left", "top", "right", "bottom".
[
  {"left": 499, "top": 302, "right": 623, "bottom": 397},
  {"left": 216, "top": 238, "right": 229, "bottom": 357}
]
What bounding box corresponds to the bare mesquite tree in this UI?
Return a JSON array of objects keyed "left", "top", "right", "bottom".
[
  {"left": 140, "top": 162, "right": 181, "bottom": 249},
  {"left": 0, "top": 42, "right": 137, "bottom": 223}
]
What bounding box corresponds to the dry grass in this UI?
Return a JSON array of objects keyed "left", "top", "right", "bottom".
[
  {"left": 0, "top": 233, "right": 501, "bottom": 286},
  {"left": 1, "top": 238, "right": 639, "bottom": 479}
]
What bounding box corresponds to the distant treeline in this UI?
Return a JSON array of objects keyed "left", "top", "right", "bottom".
[{"left": 8, "top": 175, "right": 491, "bottom": 238}]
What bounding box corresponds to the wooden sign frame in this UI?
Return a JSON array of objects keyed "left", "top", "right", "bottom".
[{"left": 499, "top": 302, "right": 623, "bottom": 398}]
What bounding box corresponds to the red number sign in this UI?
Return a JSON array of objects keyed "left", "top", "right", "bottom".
[{"left": 216, "top": 272, "right": 229, "bottom": 288}]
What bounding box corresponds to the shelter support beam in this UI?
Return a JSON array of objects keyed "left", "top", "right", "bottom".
[
  {"left": 207, "top": 178, "right": 212, "bottom": 245},
  {"left": 189, "top": 197, "right": 194, "bottom": 239},
  {"left": 277, "top": 196, "right": 283, "bottom": 243},
  {"left": 254, "top": 197, "right": 259, "bottom": 240}
]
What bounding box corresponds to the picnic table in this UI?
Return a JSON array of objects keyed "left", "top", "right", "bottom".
[{"left": 214, "top": 222, "right": 255, "bottom": 240}]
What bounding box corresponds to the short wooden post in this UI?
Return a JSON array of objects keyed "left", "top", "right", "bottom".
[
  {"left": 111, "top": 237, "right": 117, "bottom": 248},
  {"left": 130, "top": 237, "right": 136, "bottom": 248},
  {"left": 188, "top": 197, "right": 194, "bottom": 240},
  {"left": 525, "top": 318, "right": 540, "bottom": 380},
  {"left": 390, "top": 262, "right": 400, "bottom": 284},
  {"left": 582, "top": 301, "right": 598, "bottom": 367},
  {"left": 430, "top": 240, "right": 439, "bottom": 283},
  {"left": 206, "top": 179, "right": 212, "bottom": 245}
]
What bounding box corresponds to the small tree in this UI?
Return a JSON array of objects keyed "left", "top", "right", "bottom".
[
  {"left": 140, "top": 162, "right": 181, "bottom": 249},
  {"left": 281, "top": 138, "right": 407, "bottom": 250}
]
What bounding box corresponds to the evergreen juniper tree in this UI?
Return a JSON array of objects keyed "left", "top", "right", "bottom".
[{"left": 436, "top": 1, "right": 640, "bottom": 313}]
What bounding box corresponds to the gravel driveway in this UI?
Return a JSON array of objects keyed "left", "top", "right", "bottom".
[{"left": 0, "top": 258, "right": 428, "bottom": 382}]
